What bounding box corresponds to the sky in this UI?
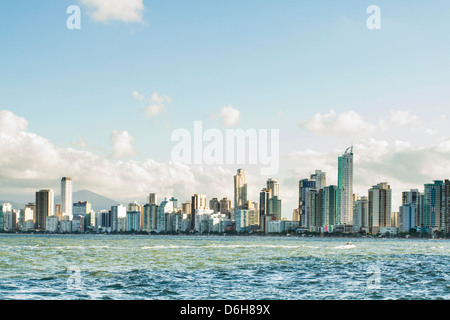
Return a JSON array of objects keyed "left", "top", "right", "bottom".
[{"left": 1, "top": 0, "right": 450, "bottom": 217}]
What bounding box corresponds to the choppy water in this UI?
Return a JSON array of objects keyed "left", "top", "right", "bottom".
[{"left": 0, "top": 234, "right": 449, "bottom": 300}]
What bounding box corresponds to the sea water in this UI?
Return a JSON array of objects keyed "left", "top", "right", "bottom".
[{"left": 0, "top": 234, "right": 448, "bottom": 300}]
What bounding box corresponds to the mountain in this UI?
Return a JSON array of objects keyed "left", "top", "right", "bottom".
[
  {"left": 55, "top": 190, "right": 120, "bottom": 212},
  {"left": 0, "top": 200, "right": 26, "bottom": 210}
]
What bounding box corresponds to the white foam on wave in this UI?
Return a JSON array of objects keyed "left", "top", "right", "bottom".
[
  {"left": 141, "top": 244, "right": 309, "bottom": 250},
  {"left": 334, "top": 244, "right": 357, "bottom": 250}
]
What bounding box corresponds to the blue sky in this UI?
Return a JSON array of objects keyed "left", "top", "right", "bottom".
[{"left": 1, "top": 0, "right": 450, "bottom": 215}]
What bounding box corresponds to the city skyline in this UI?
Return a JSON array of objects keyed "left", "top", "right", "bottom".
[
  {"left": 1, "top": 141, "right": 450, "bottom": 235},
  {"left": 2, "top": 145, "right": 450, "bottom": 217}
]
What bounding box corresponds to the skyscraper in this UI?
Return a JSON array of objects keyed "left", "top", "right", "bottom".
[
  {"left": 209, "top": 198, "right": 220, "bottom": 213},
  {"left": 353, "top": 196, "right": 368, "bottom": 232},
  {"left": 298, "top": 179, "right": 316, "bottom": 228},
  {"left": 423, "top": 180, "right": 444, "bottom": 232},
  {"left": 402, "top": 189, "right": 421, "bottom": 228},
  {"left": 310, "top": 170, "right": 326, "bottom": 191},
  {"left": 35, "top": 189, "right": 54, "bottom": 230},
  {"left": 445, "top": 180, "right": 450, "bottom": 235},
  {"left": 111, "top": 204, "right": 127, "bottom": 232},
  {"left": 148, "top": 193, "right": 158, "bottom": 205},
  {"left": 368, "top": 182, "right": 392, "bottom": 229},
  {"left": 322, "top": 185, "right": 337, "bottom": 231},
  {"left": 219, "top": 198, "right": 231, "bottom": 218},
  {"left": 234, "top": 169, "right": 247, "bottom": 211},
  {"left": 266, "top": 178, "right": 280, "bottom": 198},
  {"left": 61, "top": 177, "right": 73, "bottom": 220},
  {"left": 337, "top": 147, "right": 353, "bottom": 225},
  {"left": 191, "top": 194, "right": 207, "bottom": 231}
]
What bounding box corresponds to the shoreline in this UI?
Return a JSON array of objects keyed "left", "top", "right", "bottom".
[{"left": 0, "top": 231, "right": 448, "bottom": 240}]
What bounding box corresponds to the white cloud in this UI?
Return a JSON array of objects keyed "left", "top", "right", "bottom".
[
  {"left": 300, "top": 109, "right": 376, "bottom": 136},
  {"left": 144, "top": 92, "right": 172, "bottom": 118},
  {"left": 0, "top": 110, "right": 28, "bottom": 134},
  {"left": 389, "top": 110, "right": 420, "bottom": 126},
  {"left": 0, "top": 110, "right": 235, "bottom": 206},
  {"left": 217, "top": 105, "right": 240, "bottom": 128},
  {"left": 425, "top": 128, "right": 438, "bottom": 135},
  {"left": 70, "top": 136, "right": 88, "bottom": 149},
  {"left": 286, "top": 138, "right": 450, "bottom": 212},
  {"left": 132, "top": 90, "right": 144, "bottom": 101},
  {"left": 79, "top": 0, "right": 145, "bottom": 23},
  {"left": 109, "top": 130, "right": 137, "bottom": 159}
]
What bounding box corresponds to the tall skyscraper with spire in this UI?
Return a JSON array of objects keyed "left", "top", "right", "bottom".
[
  {"left": 61, "top": 177, "right": 73, "bottom": 220},
  {"left": 337, "top": 147, "right": 353, "bottom": 226}
]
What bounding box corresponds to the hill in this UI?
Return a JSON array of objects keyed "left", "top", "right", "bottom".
[{"left": 55, "top": 190, "right": 120, "bottom": 212}]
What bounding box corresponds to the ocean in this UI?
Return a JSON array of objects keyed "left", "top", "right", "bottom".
[{"left": 0, "top": 234, "right": 448, "bottom": 300}]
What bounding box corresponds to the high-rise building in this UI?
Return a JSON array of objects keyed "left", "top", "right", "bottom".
[
  {"left": 170, "top": 197, "right": 178, "bottom": 210},
  {"left": 310, "top": 170, "right": 326, "bottom": 191},
  {"left": 61, "top": 177, "right": 73, "bottom": 220},
  {"left": 292, "top": 208, "right": 300, "bottom": 222},
  {"left": 235, "top": 208, "right": 259, "bottom": 233},
  {"left": 402, "top": 189, "right": 421, "bottom": 228},
  {"left": 73, "top": 201, "right": 92, "bottom": 219},
  {"left": 266, "top": 178, "right": 280, "bottom": 198},
  {"left": 158, "top": 198, "right": 175, "bottom": 232},
  {"left": 423, "top": 180, "right": 444, "bottom": 232},
  {"left": 234, "top": 169, "right": 247, "bottom": 211},
  {"left": 24, "top": 203, "right": 35, "bottom": 226},
  {"left": 126, "top": 211, "right": 141, "bottom": 232},
  {"left": 191, "top": 194, "right": 207, "bottom": 231},
  {"left": 111, "top": 204, "right": 127, "bottom": 232},
  {"left": 35, "top": 189, "right": 54, "bottom": 230},
  {"left": 148, "top": 193, "right": 158, "bottom": 205},
  {"left": 298, "top": 179, "right": 316, "bottom": 228},
  {"left": 368, "top": 183, "right": 392, "bottom": 228},
  {"left": 399, "top": 203, "right": 416, "bottom": 233},
  {"left": 0, "top": 203, "right": 12, "bottom": 231},
  {"left": 181, "top": 201, "right": 192, "bottom": 215},
  {"left": 209, "top": 198, "right": 220, "bottom": 213},
  {"left": 268, "top": 196, "right": 282, "bottom": 221},
  {"left": 444, "top": 180, "right": 450, "bottom": 234},
  {"left": 73, "top": 201, "right": 92, "bottom": 231},
  {"left": 259, "top": 188, "right": 271, "bottom": 216},
  {"left": 322, "top": 185, "right": 337, "bottom": 231},
  {"left": 337, "top": 147, "right": 353, "bottom": 225},
  {"left": 128, "top": 201, "right": 144, "bottom": 230},
  {"left": 353, "top": 196, "right": 368, "bottom": 232},
  {"left": 219, "top": 198, "right": 231, "bottom": 218},
  {"left": 310, "top": 189, "right": 322, "bottom": 231},
  {"left": 143, "top": 203, "right": 158, "bottom": 231}
]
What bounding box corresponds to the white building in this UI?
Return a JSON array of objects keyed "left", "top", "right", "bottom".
[
  {"left": 111, "top": 204, "right": 127, "bottom": 232},
  {"left": 209, "top": 213, "right": 232, "bottom": 233},
  {"left": 235, "top": 209, "right": 259, "bottom": 232},
  {"left": 45, "top": 216, "right": 59, "bottom": 233},
  {"left": 59, "top": 219, "right": 72, "bottom": 233},
  {"left": 61, "top": 177, "right": 73, "bottom": 220},
  {"left": 3, "top": 210, "right": 16, "bottom": 232},
  {"left": 368, "top": 182, "right": 392, "bottom": 228},
  {"left": 267, "top": 220, "right": 300, "bottom": 233},
  {"left": 195, "top": 208, "right": 214, "bottom": 233},
  {"left": 379, "top": 227, "right": 398, "bottom": 236},
  {"left": 337, "top": 147, "right": 354, "bottom": 225},
  {"left": 310, "top": 170, "right": 326, "bottom": 191}
]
